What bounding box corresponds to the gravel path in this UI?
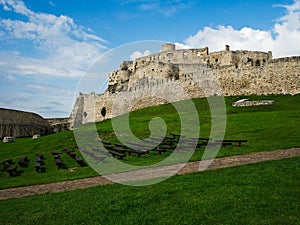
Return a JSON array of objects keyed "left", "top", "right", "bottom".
[{"left": 0, "top": 148, "right": 299, "bottom": 201}]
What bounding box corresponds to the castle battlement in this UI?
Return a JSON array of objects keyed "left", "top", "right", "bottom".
[
  {"left": 108, "top": 44, "right": 272, "bottom": 94},
  {"left": 70, "top": 43, "right": 300, "bottom": 129}
]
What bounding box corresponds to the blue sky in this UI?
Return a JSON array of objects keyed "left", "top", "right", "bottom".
[{"left": 0, "top": 0, "right": 299, "bottom": 118}]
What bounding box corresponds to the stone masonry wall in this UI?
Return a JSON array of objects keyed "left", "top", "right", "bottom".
[
  {"left": 70, "top": 44, "right": 300, "bottom": 128},
  {"left": 46, "top": 118, "right": 70, "bottom": 133},
  {"left": 0, "top": 108, "right": 51, "bottom": 138},
  {"left": 215, "top": 56, "right": 300, "bottom": 96}
]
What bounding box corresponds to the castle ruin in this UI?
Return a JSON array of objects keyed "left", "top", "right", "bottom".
[
  {"left": 70, "top": 43, "right": 300, "bottom": 128},
  {"left": 0, "top": 108, "right": 70, "bottom": 138}
]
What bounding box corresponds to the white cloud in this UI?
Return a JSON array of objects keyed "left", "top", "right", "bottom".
[
  {"left": 180, "top": 0, "right": 300, "bottom": 58},
  {"left": 0, "top": 0, "right": 108, "bottom": 117},
  {"left": 182, "top": 26, "right": 274, "bottom": 53},
  {"left": 0, "top": 0, "right": 32, "bottom": 16},
  {"left": 0, "top": 0, "right": 107, "bottom": 78},
  {"left": 130, "top": 50, "right": 151, "bottom": 60}
]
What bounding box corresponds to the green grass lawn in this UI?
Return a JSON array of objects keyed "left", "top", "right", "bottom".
[
  {"left": 0, "top": 94, "right": 299, "bottom": 189},
  {"left": 0, "top": 157, "right": 299, "bottom": 225},
  {"left": 0, "top": 131, "right": 98, "bottom": 189}
]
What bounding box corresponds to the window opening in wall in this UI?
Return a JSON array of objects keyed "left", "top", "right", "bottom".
[
  {"left": 197, "top": 51, "right": 201, "bottom": 57},
  {"left": 215, "top": 58, "right": 219, "bottom": 63},
  {"left": 152, "top": 69, "right": 155, "bottom": 71},
  {"left": 101, "top": 107, "right": 106, "bottom": 117},
  {"left": 183, "top": 52, "right": 188, "bottom": 58},
  {"left": 84, "top": 112, "right": 87, "bottom": 117},
  {"left": 167, "top": 53, "right": 173, "bottom": 58},
  {"left": 255, "top": 60, "right": 260, "bottom": 66}
]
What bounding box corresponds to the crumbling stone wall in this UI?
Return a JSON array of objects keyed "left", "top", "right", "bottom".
[
  {"left": 70, "top": 44, "right": 300, "bottom": 128},
  {"left": 214, "top": 56, "right": 300, "bottom": 96},
  {"left": 46, "top": 118, "right": 70, "bottom": 133}
]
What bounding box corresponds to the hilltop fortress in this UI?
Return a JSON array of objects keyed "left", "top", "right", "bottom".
[{"left": 70, "top": 43, "right": 300, "bottom": 128}]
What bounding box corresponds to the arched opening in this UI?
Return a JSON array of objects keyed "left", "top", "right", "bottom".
[{"left": 101, "top": 107, "right": 106, "bottom": 117}]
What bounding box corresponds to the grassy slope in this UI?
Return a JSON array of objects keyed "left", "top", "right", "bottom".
[
  {"left": 0, "top": 131, "right": 98, "bottom": 189},
  {"left": 0, "top": 94, "right": 299, "bottom": 189},
  {"left": 0, "top": 157, "right": 299, "bottom": 225},
  {"left": 98, "top": 94, "right": 300, "bottom": 159}
]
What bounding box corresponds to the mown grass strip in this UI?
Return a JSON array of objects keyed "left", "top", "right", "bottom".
[{"left": 0, "top": 157, "right": 299, "bottom": 225}]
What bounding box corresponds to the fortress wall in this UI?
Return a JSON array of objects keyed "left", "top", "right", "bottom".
[
  {"left": 70, "top": 94, "right": 84, "bottom": 128},
  {"left": 119, "top": 58, "right": 296, "bottom": 118},
  {"left": 81, "top": 93, "right": 98, "bottom": 125},
  {"left": 0, "top": 108, "right": 51, "bottom": 138},
  {"left": 129, "top": 61, "right": 179, "bottom": 87},
  {"left": 69, "top": 93, "right": 98, "bottom": 129},
  {"left": 136, "top": 47, "right": 208, "bottom": 65},
  {"left": 266, "top": 57, "right": 300, "bottom": 95},
  {"left": 95, "top": 92, "right": 116, "bottom": 122},
  {"left": 46, "top": 117, "right": 70, "bottom": 133},
  {"left": 208, "top": 50, "right": 271, "bottom": 68},
  {"left": 76, "top": 56, "right": 300, "bottom": 126},
  {"left": 100, "top": 78, "right": 189, "bottom": 119},
  {"left": 70, "top": 44, "right": 300, "bottom": 127},
  {"left": 81, "top": 77, "right": 196, "bottom": 124},
  {"left": 108, "top": 68, "right": 131, "bottom": 86},
  {"left": 177, "top": 63, "right": 210, "bottom": 77},
  {"left": 208, "top": 51, "right": 233, "bottom": 67},
  {"left": 46, "top": 118, "right": 70, "bottom": 126},
  {"left": 214, "top": 58, "right": 300, "bottom": 96}
]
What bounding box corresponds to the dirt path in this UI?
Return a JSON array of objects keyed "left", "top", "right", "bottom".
[{"left": 0, "top": 148, "right": 299, "bottom": 201}]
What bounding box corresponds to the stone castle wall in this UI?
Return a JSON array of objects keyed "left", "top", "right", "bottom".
[
  {"left": 0, "top": 108, "right": 52, "bottom": 138},
  {"left": 70, "top": 44, "right": 300, "bottom": 129},
  {"left": 46, "top": 117, "right": 70, "bottom": 133},
  {"left": 214, "top": 56, "right": 300, "bottom": 96}
]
